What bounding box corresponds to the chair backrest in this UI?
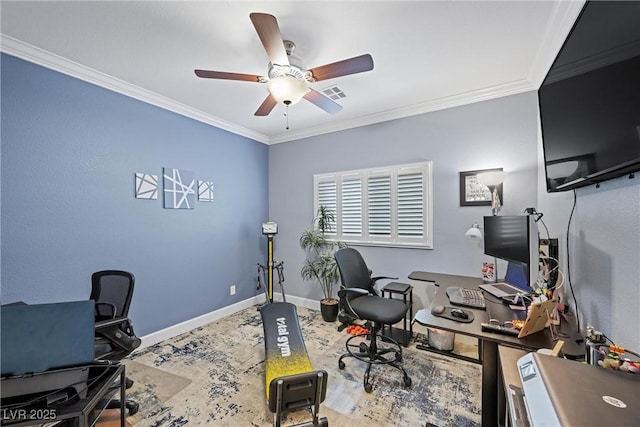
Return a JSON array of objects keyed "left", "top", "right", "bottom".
[
  {"left": 90, "top": 270, "right": 135, "bottom": 320},
  {"left": 334, "top": 248, "right": 374, "bottom": 292}
]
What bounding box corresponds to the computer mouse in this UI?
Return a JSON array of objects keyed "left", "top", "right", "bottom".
[
  {"left": 450, "top": 308, "right": 469, "bottom": 319},
  {"left": 431, "top": 305, "right": 445, "bottom": 315}
]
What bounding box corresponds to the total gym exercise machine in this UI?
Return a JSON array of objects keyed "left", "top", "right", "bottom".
[
  {"left": 257, "top": 223, "right": 329, "bottom": 426},
  {"left": 257, "top": 222, "right": 286, "bottom": 304},
  {"left": 260, "top": 302, "right": 329, "bottom": 427}
]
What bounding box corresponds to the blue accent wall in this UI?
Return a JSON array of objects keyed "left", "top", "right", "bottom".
[{"left": 1, "top": 54, "right": 268, "bottom": 335}]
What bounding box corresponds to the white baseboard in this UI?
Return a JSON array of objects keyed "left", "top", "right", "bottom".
[
  {"left": 138, "top": 296, "right": 262, "bottom": 349},
  {"left": 138, "top": 295, "right": 322, "bottom": 350},
  {"left": 272, "top": 294, "right": 321, "bottom": 311}
]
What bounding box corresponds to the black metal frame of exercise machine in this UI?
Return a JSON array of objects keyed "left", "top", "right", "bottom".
[{"left": 257, "top": 222, "right": 286, "bottom": 304}]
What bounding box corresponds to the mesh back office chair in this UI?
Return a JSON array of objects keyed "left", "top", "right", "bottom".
[
  {"left": 334, "top": 248, "right": 412, "bottom": 393},
  {"left": 91, "top": 270, "right": 141, "bottom": 416}
]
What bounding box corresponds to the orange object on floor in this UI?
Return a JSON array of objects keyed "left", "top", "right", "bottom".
[{"left": 346, "top": 325, "right": 369, "bottom": 335}]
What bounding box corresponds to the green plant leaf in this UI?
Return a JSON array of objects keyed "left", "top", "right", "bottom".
[{"left": 299, "top": 206, "right": 344, "bottom": 300}]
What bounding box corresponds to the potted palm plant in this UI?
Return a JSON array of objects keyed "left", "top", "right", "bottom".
[{"left": 300, "top": 206, "right": 346, "bottom": 321}]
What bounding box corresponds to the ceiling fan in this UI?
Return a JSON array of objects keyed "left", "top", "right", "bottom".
[{"left": 194, "top": 12, "right": 374, "bottom": 116}]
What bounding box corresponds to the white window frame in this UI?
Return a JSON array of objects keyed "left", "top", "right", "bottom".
[{"left": 313, "top": 161, "right": 433, "bottom": 249}]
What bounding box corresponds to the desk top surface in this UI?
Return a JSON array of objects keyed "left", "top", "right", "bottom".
[
  {"left": 415, "top": 281, "right": 584, "bottom": 356},
  {"left": 408, "top": 271, "right": 483, "bottom": 287},
  {"left": 498, "top": 345, "right": 527, "bottom": 387}
]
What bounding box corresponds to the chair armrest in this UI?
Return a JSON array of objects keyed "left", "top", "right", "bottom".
[
  {"left": 95, "top": 317, "right": 129, "bottom": 330},
  {"left": 95, "top": 317, "right": 141, "bottom": 357},
  {"left": 371, "top": 275, "right": 398, "bottom": 282},
  {"left": 338, "top": 288, "right": 369, "bottom": 298}
]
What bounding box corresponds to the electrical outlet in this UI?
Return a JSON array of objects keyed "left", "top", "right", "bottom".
[{"left": 230, "top": 285, "right": 236, "bottom": 295}]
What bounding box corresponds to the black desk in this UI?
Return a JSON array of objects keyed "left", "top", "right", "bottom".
[
  {"left": 408, "top": 271, "right": 484, "bottom": 288},
  {"left": 1, "top": 365, "right": 125, "bottom": 427},
  {"left": 410, "top": 272, "right": 583, "bottom": 427}
]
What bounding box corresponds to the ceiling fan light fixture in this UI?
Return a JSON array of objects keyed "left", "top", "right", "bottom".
[{"left": 267, "top": 75, "right": 309, "bottom": 105}]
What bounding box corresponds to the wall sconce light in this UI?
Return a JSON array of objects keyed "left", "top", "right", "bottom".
[{"left": 465, "top": 222, "right": 482, "bottom": 240}]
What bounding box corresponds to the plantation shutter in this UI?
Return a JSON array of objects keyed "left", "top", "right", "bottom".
[
  {"left": 316, "top": 177, "right": 337, "bottom": 235},
  {"left": 367, "top": 173, "right": 391, "bottom": 237},
  {"left": 312, "top": 161, "right": 432, "bottom": 248},
  {"left": 397, "top": 171, "right": 425, "bottom": 237},
  {"left": 341, "top": 175, "right": 362, "bottom": 236}
]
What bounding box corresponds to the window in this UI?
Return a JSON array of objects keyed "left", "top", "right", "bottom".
[{"left": 313, "top": 161, "right": 433, "bottom": 248}]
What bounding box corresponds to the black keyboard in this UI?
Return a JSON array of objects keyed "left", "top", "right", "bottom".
[{"left": 446, "top": 286, "right": 486, "bottom": 309}]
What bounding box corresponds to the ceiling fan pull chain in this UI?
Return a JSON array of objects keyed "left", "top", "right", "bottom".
[{"left": 285, "top": 102, "right": 290, "bottom": 130}]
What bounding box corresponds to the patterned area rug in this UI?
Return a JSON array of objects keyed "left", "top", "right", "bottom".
[{"left": 125, "top": 305, "right": 481, "bottom": 426}]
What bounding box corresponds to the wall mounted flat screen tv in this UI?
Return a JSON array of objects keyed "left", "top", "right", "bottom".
[
  {"left": 484, "top": 215, "right": 539, "bottom": 289},
  {"left": 538, "top": 1, "right": 640, "bottom": 192}
]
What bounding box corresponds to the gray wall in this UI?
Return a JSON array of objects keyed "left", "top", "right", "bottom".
[
  {"left": 536, "top": 130, "right": 640, "bottom": 351},
  {"left": 270, "top": 90, "right": 640, "bottom": 352},
  {"left": 269, "top": 92, "right": 539, "bottom": 311}
]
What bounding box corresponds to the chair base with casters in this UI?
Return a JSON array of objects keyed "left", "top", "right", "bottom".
[
  {"left": 333, "top": 247, "right": 412, "bottom": 393},
  {"left": 338, "top": 321, "right": 412, "bottom": 393}
]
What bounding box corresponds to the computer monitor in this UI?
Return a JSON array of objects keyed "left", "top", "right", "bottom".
[{"left": 484, "top": 215, "right": 539, "bottom": 289}]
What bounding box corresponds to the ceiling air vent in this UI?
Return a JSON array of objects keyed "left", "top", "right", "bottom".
[{"left": 321, "top": 86, "right": 346, "bottom": 101}]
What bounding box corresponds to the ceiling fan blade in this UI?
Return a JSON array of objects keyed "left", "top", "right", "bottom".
[
  {"left": 303, "top": 89, "right": 343, "bottom": 114},
  {"left": 255, "top": 94, "right": 278, "bottom": 116},
  {"left": 194, "top": 69, "right": 262, "bottom": 82},
  {"left": 307, "top": 54, "right": 374, "bottom": 82},
  {"left": 249, "top": 13, "right": 290, "bottom": 66}
]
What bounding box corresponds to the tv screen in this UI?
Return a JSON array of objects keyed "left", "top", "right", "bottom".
[
  {"left": 538, "top": 1, "right": 640, "bottom": 192},
  {"left": 484, "top": 215, "right": 539, "bottom": 288}
]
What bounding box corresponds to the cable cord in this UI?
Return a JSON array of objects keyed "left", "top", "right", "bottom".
[
  {"left": 538, "top": 216, "right": 551, "bottom": 241},
  {"left": 539, "top": 255, "right": 560, "bottom": 289},
  {"left": 537, "top": 218, "right": 556, "bottom": 288},
  {"left": 601, "top": 333, "right": 640, "bottom": 359},
  {"left": 566, "top": 189, "right": 580, "bottom": 332}
]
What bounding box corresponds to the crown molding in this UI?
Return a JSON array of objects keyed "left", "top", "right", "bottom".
[
  {"left": 269, "top": 78, "right": 536, "bottom": 144},
  {"left": 526, "top": 0, "right": 586, "bottom": 89},
  {"left": 0, "top": 35, "right": 270, "bottom": 144}
]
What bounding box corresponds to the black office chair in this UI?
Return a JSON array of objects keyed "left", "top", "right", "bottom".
[
  {"left": 91, "top": 270, "right": 141, "bottom": 416},
  {"left": 334, "top": 248, "right": 412, "bottom": 393}
]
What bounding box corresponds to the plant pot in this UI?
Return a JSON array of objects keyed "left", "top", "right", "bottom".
[{"left": 320, "top": 298, "right": 339, "bottom": 322}]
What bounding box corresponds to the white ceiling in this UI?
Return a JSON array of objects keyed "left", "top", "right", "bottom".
[{"left": 0, "top": 1, "right": 585, "bottom": 144}]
